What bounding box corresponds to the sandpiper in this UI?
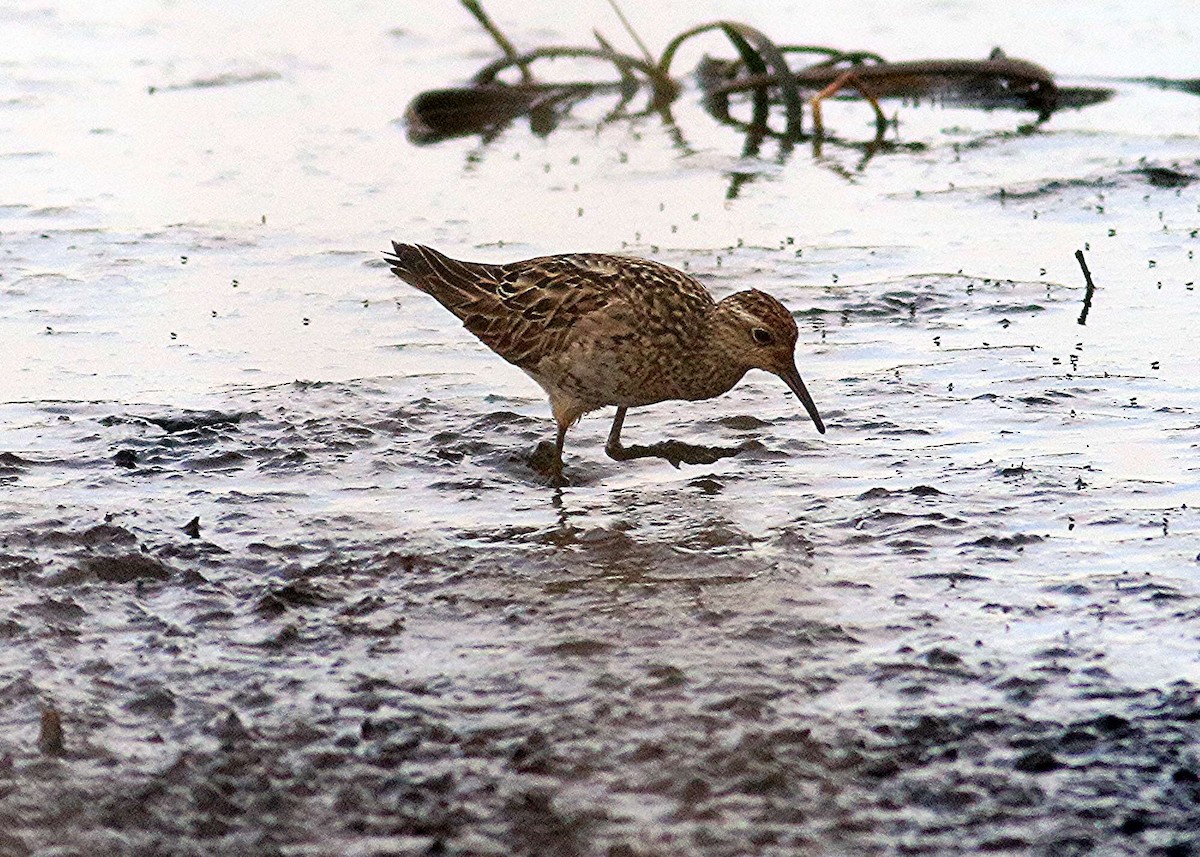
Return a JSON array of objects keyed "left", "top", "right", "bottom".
[{"left": 384, "top": 243, "right": 825, "bottom": 484}]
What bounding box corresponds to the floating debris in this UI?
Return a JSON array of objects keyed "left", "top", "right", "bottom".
[
  {"left": 1131, "top": 165, "right": 1198, "bottom": 188},
  {"left": 148, "top": 70, "right": 282, "bottom": 95},
  {"left": 37, "top": 707, "right": 64, "bottom": 755},
  {"left": 1075, "top": 249, "right": 1097, "bottom": 326},
  {"left": 403, "top": 2, "right": 1115, "bottom": 147}
]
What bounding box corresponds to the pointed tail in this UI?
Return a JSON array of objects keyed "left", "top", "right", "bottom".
[
  {"left": 382, "top": 242, "right": 505, "bottom": 315},
  {"left": 383, "top": 243, "right": 470, "bottom": 293}
]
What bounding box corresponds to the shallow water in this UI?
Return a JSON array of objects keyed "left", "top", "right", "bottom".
[{"left": 2, "top": 1, "right": 1200, "bottom": 855}]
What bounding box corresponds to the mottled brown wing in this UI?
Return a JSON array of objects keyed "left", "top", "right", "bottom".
[
  {"left": 385, "top": 245, "right": 713, "bottom": 371},
  {"left": 503, "top": 254, "right": 718, "bottom": 361},
  {"left": 512, "top": 254, "right": 715, "bottom": 317},
  {"left": 386, "top": 242, "right": 544, "bottom": 367}
]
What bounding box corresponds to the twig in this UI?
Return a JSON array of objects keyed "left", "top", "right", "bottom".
[
  {"left": 593, "top": 29, "right": 638, "bottom": 89},
  {"left": 472, "top": 46, "right": 677, "bottom": 103},
  {"left": 606, "top": 0, "right": 654, "bottom": 65},
  {"left": 659, "top": 22, "right": 805, "bottom": 136},
  {"left": 1075, "top": 249, "right": 1096, "bottom": 325},
  {"left": 460, "top": 0, "right": 533, "bottom": 83},
  {"left": 941, "top": 344, "right": 1038, "bottom": 352}
]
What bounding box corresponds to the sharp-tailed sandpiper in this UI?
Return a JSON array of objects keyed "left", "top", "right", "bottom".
[{"left": 385, "top": 243, "right": 825, "bottom": 485}]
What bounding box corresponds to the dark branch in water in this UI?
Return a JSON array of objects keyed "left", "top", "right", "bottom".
[
  {"left": 472, "top": 45, "right": 676, "bottom": 103},
  {"left": 405, "top": 83, "right": 615, "bottom": 144},
  {"left": 708, "top": 51, "right": 1059, "bottom": 123},
  {"left": 459, "top": 0, "right": 533, "bottom": 83},
  {"left": 1075, "top": 249, "right": 1097, "bottom": 326},
  {"left": 402, "top": 3, "right": 1120, "bottom": 150},
  {"left": 660, "top": 21, "right": 806, "bottom": 137}
]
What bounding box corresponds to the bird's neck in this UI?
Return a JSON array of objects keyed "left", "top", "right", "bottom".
[{"left": 684, "top": 308, "right": 751, "bottom": 399}]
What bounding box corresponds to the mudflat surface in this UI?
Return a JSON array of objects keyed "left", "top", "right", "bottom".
[{"left": 2, "top": 2, "right": 1199, "bottom": 855}]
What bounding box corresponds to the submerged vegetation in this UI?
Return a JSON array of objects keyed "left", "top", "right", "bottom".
[{"left": 405, "top": 0, "right": 1116, "bottom": 148}]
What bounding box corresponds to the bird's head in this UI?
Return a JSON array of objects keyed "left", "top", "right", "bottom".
[{"left": 716, "top": 289, "right": 825, "bottom": 434}]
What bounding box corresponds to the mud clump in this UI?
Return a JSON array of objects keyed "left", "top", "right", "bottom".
[{"left": 79, "top": 553, "right": 172, "bottom": 583}]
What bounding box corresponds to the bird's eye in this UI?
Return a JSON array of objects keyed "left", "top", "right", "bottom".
[{"left": 751, "top": 327, "right": 773, "bottom": 345}]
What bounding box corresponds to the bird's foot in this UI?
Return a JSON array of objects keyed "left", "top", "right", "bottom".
[
  {"left": 606, "top": 439, "right": 749, "bottom": 468},
  {"left": 529, "top": 440, "right": 569, "bottom": 487}
]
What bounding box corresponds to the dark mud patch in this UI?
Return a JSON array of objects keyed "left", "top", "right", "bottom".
[
  {"left": 75, "top": 552, "right": 173, "bottom": 583},
  {"left": 102, "top": 410, "right": 248, "bottom": 434},
  {"left": 1, "top": 348, "right": 1199, "bottom": 856},
  {"left": 4, "top": 659, "right": 1200, "bottom": 855},
  {"left": 1, "top": 439, "right": 1198, "bottom": 855}
]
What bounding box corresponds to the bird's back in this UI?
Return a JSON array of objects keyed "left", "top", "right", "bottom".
[{"left": 385, "top": 243, "right": 715, "bottom": 372}]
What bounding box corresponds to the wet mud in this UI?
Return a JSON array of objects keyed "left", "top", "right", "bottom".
[
  {"left": 3, "top": 1, "right": 1200, "bottom": 855},
  {"left": 4, "top": 262, "right": 1200, "bottom": 854}
]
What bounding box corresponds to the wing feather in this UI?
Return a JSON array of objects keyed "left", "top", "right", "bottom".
[{"left": 384, "top": 244, "right": 715, "bottom": 371}]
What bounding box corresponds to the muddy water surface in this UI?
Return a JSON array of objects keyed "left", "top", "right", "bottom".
[{"left": 2, "top": 2, "right": 1200, "bottom": 855}]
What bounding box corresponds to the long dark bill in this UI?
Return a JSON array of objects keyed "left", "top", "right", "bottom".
[{"left": 780, "top": 364, "right": 826, "bottom": 434}]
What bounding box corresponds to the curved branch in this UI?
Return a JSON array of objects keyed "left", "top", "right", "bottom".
[
  {"left": 658, "top": 21, "right": 805, "bottom": 136},
  {"left": 473, "top": 46, "right": 678, "bottom": 104}
]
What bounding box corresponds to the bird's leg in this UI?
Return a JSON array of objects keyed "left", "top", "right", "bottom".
[
  {"left": 604, "top": 406, "right": 631, "bottom": 460},
  {"left": 605, "top": 406, "right": 746, "bottom": 468},
  {"left": 528, "top": 420, "right": 570, "bottom": 487},
  {"left": 548, "top": 420, "right": 568, "bottom": 487}
]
